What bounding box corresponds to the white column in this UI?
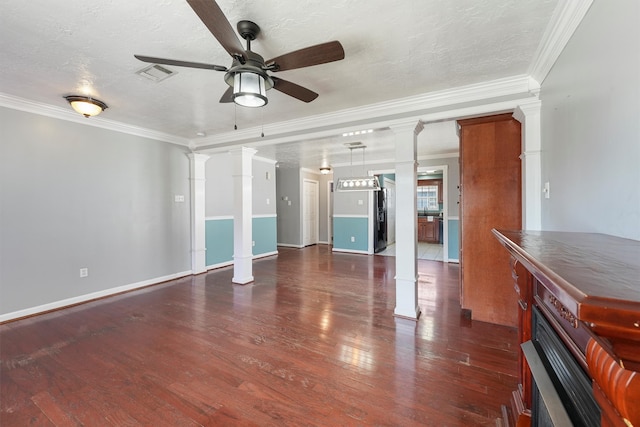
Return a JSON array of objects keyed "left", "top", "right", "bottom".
[
  {"left": 230, "top": 147, "right": 257, "bottom": 284},
  {"left": 188, "top": 153, "right": 209, "bottom": 275},
  {"left": 514, "top": 101, "right": 542, "bottom": 231},
  {"left": 391, "top": 121, "right": 424, "bottom": 320}
]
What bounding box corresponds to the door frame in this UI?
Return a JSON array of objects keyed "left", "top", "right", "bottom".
[{"left": 302, "top": 178, "right": 320, "bottom": 246}]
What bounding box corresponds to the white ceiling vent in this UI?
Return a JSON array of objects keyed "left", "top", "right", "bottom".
[{"left": 136, "top": 64, "right": 177, "bottom": 82}]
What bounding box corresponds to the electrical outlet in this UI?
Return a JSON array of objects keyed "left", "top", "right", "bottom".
[
  {"left": 174, "top": 195, "right": 184, "bottom": 203},
  {"left": 79, "top": 268, "right": 88, "bottom": 278},
  {"left": 252, "top": 241, "right": 256, "bottom": 247},
  {"left": 351, "top": 236, "right": 355, "bottom": 242}
]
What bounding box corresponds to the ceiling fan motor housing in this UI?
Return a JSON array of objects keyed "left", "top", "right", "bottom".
[{"left": 224, "top": 50, "right": 274, "bottom": 90}]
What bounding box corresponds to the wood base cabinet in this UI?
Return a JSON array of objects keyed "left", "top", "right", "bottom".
[
  {"left": 494, "top": 230, "right": 640, "bottom": 427},
  {"left": 459, "top": 114, "right": 521, "bottom": 327}
]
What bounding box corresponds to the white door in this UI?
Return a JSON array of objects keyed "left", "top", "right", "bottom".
[
  {"left": 385, "top": 178, "right": 396, "bottom": 244},
  {"left": 303, "top": 180, "right": 319, "bottom": 246}
]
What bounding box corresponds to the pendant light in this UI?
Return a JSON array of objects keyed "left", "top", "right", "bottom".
[{"left": 335, "top": 145, "right": 380, "bottom": 191}]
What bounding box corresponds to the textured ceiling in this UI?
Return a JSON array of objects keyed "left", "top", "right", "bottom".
[{"left": 0, "top": 0, "right": 557, "bottom": 169}]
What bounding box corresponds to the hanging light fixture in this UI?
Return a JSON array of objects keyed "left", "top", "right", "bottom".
[
  {"left": 335, "top": 145, "right": 380, "bottom": 192},
  {"left": 320, "top": 166, "right": 332, "bottom": 174},
  {"left": 64, "top": 95, "right": 108, "bottom": 118},
  {"left": 223, "top": 23, "right": 274, "bottom": 108},
  {"left": 233, "top": 71, "right": 268, "bottom": 107}
]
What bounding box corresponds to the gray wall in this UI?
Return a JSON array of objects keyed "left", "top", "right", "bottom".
[
  {"left": 0, "top": 107, "right": 191, "bottom": 316},
  {"left": 276, "top": 167, "right": 301, "bottom": 245},
  {"left": 205, "top": 153, "right": 234, "bottom": 216},
  {"left": 332, "top": 165, "right": 373, "bottom": 216},
  {"left": 204, "top": 153, "right": 276, "bottom": 217},
  {"left": 253, "top": 158, "right": 277, "bottom": 216},
  {"left": 540, "top": 0, "right": 640, "bottom": 240}
]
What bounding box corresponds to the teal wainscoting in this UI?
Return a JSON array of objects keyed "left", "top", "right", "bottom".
[
  {"left": 448, "top": 218, "right": 459, "bottom": 262},
  {"left": 206, "top": 215, "right": 278, "bottom": 268},
  {"left": 333, "top": 216, "right": 369, "bottom": 253},
  {"left": 252, "top": 216, "right": 277, "bottom": 256},
  {"left": 205, "top": 217, "right": 234, "bottom": 267}
]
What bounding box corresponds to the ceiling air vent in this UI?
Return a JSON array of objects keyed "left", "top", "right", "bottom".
[{"left": 136, "top": 64, "right": 177, "bottom": 82}]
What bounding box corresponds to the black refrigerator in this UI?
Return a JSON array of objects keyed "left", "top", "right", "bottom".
[{"left": 373, "top": 188, "right": 387, "bottom": 253}]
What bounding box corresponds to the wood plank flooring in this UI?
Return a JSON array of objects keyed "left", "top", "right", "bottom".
[{"left": 1, "top": 245, "right": 518, "bottom": 426}]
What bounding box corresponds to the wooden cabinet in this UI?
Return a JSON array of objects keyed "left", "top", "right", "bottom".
[
  {"left": 493, "top": 230, "right": 640, "bottom": 427},
  {"left": 458, "top": 113, "right": 521, "bottom": 327},
  {"left": 417, "top": 216, "right": 439, "bottom": 243}
]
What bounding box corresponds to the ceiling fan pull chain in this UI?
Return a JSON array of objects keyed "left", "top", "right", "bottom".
[
  {"left": 261, "top": 108, "right": 265, "bottom": 137},
  {"left": 234, "top": 104, "right": 238, "bottom": 130}
]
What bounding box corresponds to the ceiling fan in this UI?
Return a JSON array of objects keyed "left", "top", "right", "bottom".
[{"left": 135, "top": 0, "right": 345, "bottom": 107}]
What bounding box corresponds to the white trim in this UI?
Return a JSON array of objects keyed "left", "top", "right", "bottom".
[
  {"left": 194, "top": 75, "right": 537, "bottom": 150},
  {"left": 205, "top": 214, "right": 277, "bottom": 220},
  {"left": 277, "top": 243, "right": 305, "bottom": 248},
  {"left": 253, "top": 251, "right": 278, "bottom": 259},
  {"left": 318, "top": 240, "right": 330, "bottom": 245},
  {"left": 418, "top": 164, "right": 449, "bottom": 262},
  {"left": 0, "top": 270, "right": 192, "bottom": 323},
  {"left": 448, "top": 258, "right": 460, "bottom": 263},
  {"left": 253, "top": 155, "right": 278, "bottom": 165},
  {"left": 0, "top": 93, "right": 189, "bottom": 146},
  {"left": 528, "top": 0, "right": 594, "bottom": 85},
  {"left": 207, "top": 261, "right": 233, "bottom": 270},
  {"left": 333, "top": 214, "right": 369, "bottom": 219},
  {"left": 332, "top": 248, "right": 370, "bottom": 255},
  {"left": 302, "top": 178, "right": 320, "bottom": 247},
  {"left": 448, "top": 216, "right": 460, "bottom": 221}
]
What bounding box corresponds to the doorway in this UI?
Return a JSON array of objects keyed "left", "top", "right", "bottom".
[{"left": 302, "top": 179, "right": 319, "bottom": 246}]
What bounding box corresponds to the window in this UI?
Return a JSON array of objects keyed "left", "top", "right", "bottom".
[{"left": 417, "top": 185, "right": 439, "bottom": 211}]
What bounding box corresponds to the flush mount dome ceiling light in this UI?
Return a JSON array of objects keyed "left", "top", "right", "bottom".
[
  {"left": 320, "top": 166, "right": 332, "bottom": 174},
  {"left": 64, "top": 95, "right": 108, "bottom": 118}
]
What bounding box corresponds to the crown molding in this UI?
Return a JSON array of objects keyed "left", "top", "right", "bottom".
[
  {"left": 528, "top": 0, "right": 594, "bottom": 84},
  {"left": 0, "top": 93, "right": 190, "bottom": 147},
  {"left": 194, "top": 74, "right": 539, "bottom": 150}
]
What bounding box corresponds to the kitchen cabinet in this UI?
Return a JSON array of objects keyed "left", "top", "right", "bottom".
[
  {"left": 459, "top": 113, "right": 521, "bottom": 327},
  {"left": 418, "top": 216, "right": 439, "bottom": 243}
]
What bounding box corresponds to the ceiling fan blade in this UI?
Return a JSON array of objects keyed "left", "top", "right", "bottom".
[
  {"left": 266, "top": 41, "right": 345, "bottom": 72},
  {"left": 186, "top": 0, "right": 245, "bottom": 59},
  {"left": 134, "top": 55, "right": 227, "bottom": 71},
  {"left": 272, "top": 77, "right": 319, "bottom": 103},
  {"left": 219, "top": 86, "right": 233, "bottom": 103}
]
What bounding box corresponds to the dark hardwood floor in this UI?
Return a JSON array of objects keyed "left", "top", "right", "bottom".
[{"left": 1, "top": 245, "right": 518, "bottom": 426}]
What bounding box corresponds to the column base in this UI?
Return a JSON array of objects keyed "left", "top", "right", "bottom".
[{"left": 233, "top": 254, "right": 254, "bottom": 285}]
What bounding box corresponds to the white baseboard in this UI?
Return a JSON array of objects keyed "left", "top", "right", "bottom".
[
  {"left": 254, "top": 251, "right": 278, "bottom": 259},
  {"left": 277, "top": 243, "right": 304, "bottom": 248},
  {"left": 0, "top": 270, "right": 192, "bottom": 323},
  {"left": 332, "top": 248, "right": 370, "bottom": 255}
]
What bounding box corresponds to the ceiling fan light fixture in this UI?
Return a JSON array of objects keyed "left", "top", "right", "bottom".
[
  {"left": 233, "top": 71, "right": 268, "bottom": 107},
  {"left": 64, "top": 95, "right": 108, "bottom": 118}
]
